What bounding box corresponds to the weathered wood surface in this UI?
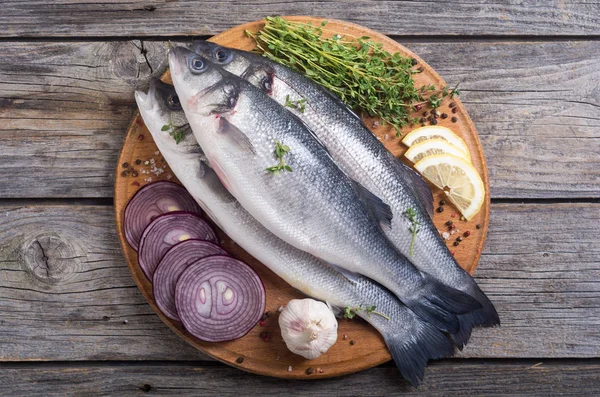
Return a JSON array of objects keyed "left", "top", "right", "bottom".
[
  {"left": 1, "top": 1, "right": 600, "bottom": 38},
  {"left": 1, "top": 202, "right": 598, "bottom": 361},
  {"left": 1, "top": 40, "right": 598, "bottom": 199},
  {"left": 0, "top": 360, "right": 599, "bottom": 396}
]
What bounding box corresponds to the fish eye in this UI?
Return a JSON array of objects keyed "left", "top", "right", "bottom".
[
  {"left": 166, "top": 93, "right": 181, "bottom": 110},
  {"left": 261, "top": 75, "right": 272, "bottom": 93},
  {"left": 190, "top": 57, "right": 207, "bottom": 73},
  {"left": 213, "top": 48, "right": 233, "bottom": 64}
]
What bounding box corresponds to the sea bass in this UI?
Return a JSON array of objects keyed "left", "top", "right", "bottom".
[
  {"left": 135, "top": 78, "right": 455, "bottom": 386},
  {"left": 169, "top": 47, "right": 481, "bottom": 334},
  {"left": 192, "top": 41, "right": 500, "bottom": 346}
]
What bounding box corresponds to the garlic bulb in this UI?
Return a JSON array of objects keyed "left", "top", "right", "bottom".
[{"left": 279, "top": 298, "right": 338, "bottom": 359}]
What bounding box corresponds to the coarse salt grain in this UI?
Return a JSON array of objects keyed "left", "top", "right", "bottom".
[
  {"left": 450, "top": 230, "right": 455, "bottom": 235},
  {"left": 167, "top": 174, "right": 173, "bottom": 180},
  {"left": 287, "top": 366, "right": 293, "bottom": 372},
  {"left": 384, "top": 134, "right": 389, "bottom": 140},
  {"left": 154, "top": 151, "right": 159, "bottom": 155},
  {"left": 442, "top": 232, "right": 450, "bottom": 240}
]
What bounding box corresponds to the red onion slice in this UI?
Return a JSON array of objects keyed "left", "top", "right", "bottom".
[
  {"left": 138, "top": 212, "right": 217, "bottom": 280},
  {"left": 153, "top": 239, "right": 228, "bottom": 321},
  {"left": 175, "top": 255, "right": 265, "bottom": 342},
  {"left": 124, "top": 181, "right": 201, "bottom": 251}
]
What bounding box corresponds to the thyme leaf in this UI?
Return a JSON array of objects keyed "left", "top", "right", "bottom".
[
  {"left": 266, "top": 140, "right": 292, "bottom": 174},
  {"left": 405, "top": 207, "right": 420, "bottom": 257}
]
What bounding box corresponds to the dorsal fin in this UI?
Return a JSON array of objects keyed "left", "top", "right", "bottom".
[
  {"left": 390, "top": 154, "right": 434, "bottom": 219},
  {"left": 350, "top": 179, "right": 393, "bottom": 229}
]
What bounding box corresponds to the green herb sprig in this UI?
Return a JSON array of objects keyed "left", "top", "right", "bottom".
[
  {"left": 344, "top": 305, "right": 390, "bottom": 321},
  {"left": 246, "top": 17, "right": 460, "bottom": 135},
  {"left": 284, "top": 94, "right": 307, "bottom": 113},
  {"left": 266, "top": 140, "right": 292, "bottom": 174},
  {"left": 161, "top": 118, "right": 186, "bottom": 144},
  {"left": 405, "top": 208, "right": 420, "bottom": 256}
]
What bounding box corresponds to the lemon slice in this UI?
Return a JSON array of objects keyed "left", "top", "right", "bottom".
[
  {"left": 404, "top": 138, "right": 471, "bottom": 164},
  {"left": 402, "top": 126, "right": 470, "bottom": 161},
  {"left": 414, "top": 154, "right": 485, "bottom": 220}
]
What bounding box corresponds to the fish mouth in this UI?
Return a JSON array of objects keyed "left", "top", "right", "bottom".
[{"left": 134, "top": 79, "right": 159, "bottom": 111}]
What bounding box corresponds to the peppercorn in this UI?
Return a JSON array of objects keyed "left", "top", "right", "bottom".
[
  {"left": 440, "top": 199, "right": 447, "bottom": 205},
  {"left": 445, "top": 220, "right": 453, "bottom": 226},
  {"left": 411, "top": 58, "right": 418, "bottom": 66},
  {"left": 417, "top": 66, "right": 424, "bottom": 73},
  {"left": 132, "top": 171, "right": 138, "bottom": 177},
  {"left": 318, "top": 369, "right": 324, "bottom": 374},
  {"left": 135, "top": 159, "right": 142, "bottom": 165},
  {"left": 434, "top": 113, "right": 439, "bottom": 119},
  {"left": 451, "top": 224, "right": 456, "bottom": 230},
  {"left": 236, "top": 357, "right": 244, "bottom": 364},
  {"left": 349, "top": 340, "right": 355, "bottom": 346},
  {"left": 261, "top": 312, "right": 269, "bottom": 321},
  {"left": 436, "top": 206, "right": 444, "bottom": 213},
  {"left": 121, "top": 170, "right": 129, "bottom": 177},
  {"left": 449, "top": 102, "right": 456, "bottom": 108},
  {"left": 453, "top": 241, "right": 460, "bottom": 246},
  {"left": 457, "top": 236, "right": 463, "bottom": 242},
  {"left": 441, "top": 113, "right": 448, "bottom": 119},
  {"left": 451, "top": 117, "right": 458, "bottom": 123},
  {"left": 259, "top": 320, "right": 266, "bottom": 327},
  {"left": 423, "top": 111, "right": 429, "bottom": 117},
  {"left": 343, "top": 334, "right": 348, "bottom": 340},
  {"left": 431, "top": 119, "right": 438, "bottom": 125},
  {"left": 415, "top": 104, "right": 422, "bottom": 111},
  {"left": 476, "top": 224, "right": 481, "bottom": 229},
  {"left": 420, "top": 117, "right": 427, "bottom": 123},
  {"left": 306, "top": 367, "right": 314, "bottom": 375},
  {"left": 464, "top": 231, "right": 471, "bottom": 237},
  {"left": 450, "top": 250, "right": 455, "bottom": 256},
  {"left": 122, "top": 162, "right": 129, "bottom": 168},
  {"left": 452, "top": 107, "right": 458, "bottom": 113},
  {"left": 137, "top": 134, "right": 145, "bottom": 141}
]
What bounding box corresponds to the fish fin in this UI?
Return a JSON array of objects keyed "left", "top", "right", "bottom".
[
  {"left": 326, "top": 301, "right": 345, "bottom": 318},
  {"left": 450, "top": 285, "right": 500, "bottom": 349},
  {"left": 389, "top": 156, "right": 435, "bottom": 219},
  {"left": 329, "top": 263, "right": 360, "bottom": 284},
  {"left": 406, "top": 274, "right": 482, "bottom": 334},
  {"left": 382, "top": 311, "right": 454, "bottom": 387},
  {"left": 350, "top": 180, "right": 393, "bottom": 229},
  {"left": 218, "top": 117, "right": 256, "bottom": 154}
]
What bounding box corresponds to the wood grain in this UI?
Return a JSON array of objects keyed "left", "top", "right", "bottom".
[
  {"left": 1, "top": 202, "right": 598, "bottom": 361},
  {"left": 1, "top": 2, "right": 599, "bottom": 38},
  {"left": 1, "top": 39, "right": 598, "bottom": 199},
  {"left": 0, "top": 360, "right": 599, "bottom": 396},
  {"left": 114, "top": 17, "right": 491, "bottom": 379}
]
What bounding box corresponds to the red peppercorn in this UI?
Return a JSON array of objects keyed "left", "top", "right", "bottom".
[
  {"left": 452, "top": 107, "right": 458, "bottom": 113},
  {"left": 450, "top": 250, "right": 455, "bottom": 256},
  {"left": 464, "top": 230, "right": 471, "bottom": 237},
  {"left": 137, "top": 134, "right": 145, "bottom": 141},
  {"left": 451, "top": 213, "right": 456, "bottom": 218},
  {"left": 131, "top": 181, "right": 140, "bottom": 187},
  {"left": 259, "top": 320, "right": 266, "bottom": 327},
  {"left": 415, "top": 104, "right": 422, "bottom": 111}
]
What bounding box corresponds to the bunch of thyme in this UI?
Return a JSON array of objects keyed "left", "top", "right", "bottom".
[{"left": 246, "top": 16, "right": 459, "bottom": 135}]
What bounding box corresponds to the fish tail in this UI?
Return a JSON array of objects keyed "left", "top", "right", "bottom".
[
  {"left": 405, "top": 273, "right": 483, "bottom": 334},
  {"left": 451, "top": 285, "right": 500, "bottom": 349},
  {"left": 383, "top": 316, "right": 454, "bottom": 388}
]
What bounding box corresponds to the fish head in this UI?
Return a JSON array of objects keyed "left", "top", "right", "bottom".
[
  {"left": 135, "top": 78, "right": 199, "bottom": 155},
  {"left": 169, "top": 46, "right": 240, "bottom": 118},
  {"left": 191, "top": 41, "right": 275, "bottom": 95}
]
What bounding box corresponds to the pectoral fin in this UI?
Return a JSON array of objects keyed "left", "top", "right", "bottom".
[{"left": 218, "top": 117, "right": 256, "bottom": 154}]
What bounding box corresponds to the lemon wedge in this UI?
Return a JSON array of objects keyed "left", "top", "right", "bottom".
[
  {"left": 414, "top": 154, "right": 485, "bottom": 220},
  {"left": 404, "top": 138, "right": 471, "bottom": 164},
  {"left": 402, "top": 126, "right": 470, "bottom": 161}
]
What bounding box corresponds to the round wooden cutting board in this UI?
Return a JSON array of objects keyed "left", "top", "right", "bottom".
[{"left": 114, "top": 17, "right": 491, "bottom": 380}]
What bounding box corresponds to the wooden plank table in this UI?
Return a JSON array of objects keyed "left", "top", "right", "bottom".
[{"left": 1, "top": 1, "right": 599, "bottom": 395}]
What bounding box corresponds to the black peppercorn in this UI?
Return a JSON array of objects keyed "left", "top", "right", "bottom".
[
  {"left": 476, "top": 224, "right": 481, "bottom": 229},
  {"left": 451, "top": 117, "right": 458, "bottom": 123},
  {"left": 431, "top": 119, "right": 438, "bottom": 125},
  {"left": 121, "top": 170, "right": 129, "bottom": 177},
  {"left": 420, "top": 117, "right": 427, "bottom": 123},
  {"left": 441, "top": 113, "right": 448, "bottom": 119},
  {"left": 236, "top": 357, "right": 244, "bottom": 364},
  {"left": 132, "top": 171, "right": 138, "bottom": 177},
  {"left": 453, "top": 241, "right": 460, "bottom": 246},
  {"left": 417, "top": 66, "right": 424, "bottom": 73},
  {"left": 437, "top": 206, "right": 444, "bottom": 213},
  {"left": 452, "top": 107, "right": 458, "bottom": 113},
  {"left": 440, "top": 200, "right": 446, "bottom": 205},
  {"left": 445, "top": 220, "right": 453, "bottom": 226},
  {"left": 449, "top": 102, "right": 456, "bottom": 108},
  {"left": 306, "top": 367, "right": 314, "bottom": 375},
  {"left": 122, "top": 162, "right": 129, "bottom": 168},
  {"left": 411, "top": 58, "right": 418, "bottom": 66},
  {"left": 135, "top": 159, "right": 142, "bottom": 165},
  {"left": 423, "top": 111, "right": 429, "bottom": 117}
]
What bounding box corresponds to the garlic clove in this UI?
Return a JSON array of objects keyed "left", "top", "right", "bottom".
[{"left": 279, "top": 298, "right": 338, "bottom": 359}]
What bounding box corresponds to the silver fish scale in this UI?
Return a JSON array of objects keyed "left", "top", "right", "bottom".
[
  {"left": 213, "top": 82, "right": 429, "bottom": 293},
  {"left": 260, "top": 62, "right": 469, "bottom": 291},
  {"left": 139, "top": 82, "right": 421, "bottom": 335}
]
